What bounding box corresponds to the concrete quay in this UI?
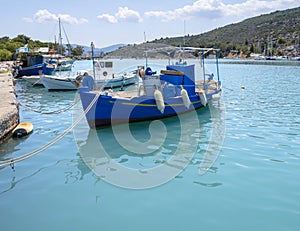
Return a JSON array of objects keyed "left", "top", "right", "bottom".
[{"left": 0, "top": 72, "right": 19, "bottom": 143}]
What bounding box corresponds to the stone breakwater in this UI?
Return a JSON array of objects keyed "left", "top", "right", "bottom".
[{"left": 0, "top": 72, "right": 19, "bottom": 143}]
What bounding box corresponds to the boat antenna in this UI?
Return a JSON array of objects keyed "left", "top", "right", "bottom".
[
  {"left": 146, "top": 51, "right": 148, "bottom": 67},
  {"left": 183, "top": 20, "right": 186, "bottom": 46},
  {"left": 202, "top": 49, "right": 206, "bottom": 91},
  {"left": 91, "top": 42, "right": 96, "bottom": 79},
  {"left": 215, "top": 50, "right": 220, "bottom": 83}
]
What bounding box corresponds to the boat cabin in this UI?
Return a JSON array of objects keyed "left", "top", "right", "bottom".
[
  {"left": 141, "top": 64, "right": 196, "bottom": 98},
  {"left": 94, "top": 61, "right": 114, "bottom": 81}
]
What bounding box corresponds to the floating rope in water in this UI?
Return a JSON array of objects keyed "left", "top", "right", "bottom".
[
  {"left": 18, "top": 98, "right": 80, "bottom": 114},
  {"left": 0, "top": 92, "right": 101, "bottom": 169}
]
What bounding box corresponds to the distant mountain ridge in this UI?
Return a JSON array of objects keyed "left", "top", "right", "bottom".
[
  {"left": 69, "top": 43, "right": 127, "bottom": 56},
  {"left": 107, "top": 7, "right": 300, "bottom": 58}
]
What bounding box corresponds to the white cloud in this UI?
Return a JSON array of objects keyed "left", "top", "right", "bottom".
[
  {"left": 144, "top": 0, "right": 225, "bottom": 21},
  {"left": 144, "top": 0, "right": 299, "bottom": 21},
  {"left": 116, "top": 7, "right": 143, "bottom": 23},
  {"left": 97, "top": 14, "right": 118, "bottom": 23},
  {"left": 58, "top": 13, "right": 88, "bottom": 24},
  {"left": 223, "top": 0, "right": 298, "bottom": 17},
  {"left": 22, "top": 17, "right": 34, "bottom": 23},
  {"left": 23, "top": 9, "right": 88, "bottom": 24},
  {"left": 97, "top": 6, "right": 142, "bottom": 23}
]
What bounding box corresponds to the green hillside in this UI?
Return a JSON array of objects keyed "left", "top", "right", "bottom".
[{"left": 108, "top": 7, "right": 300, "bottom": 58}]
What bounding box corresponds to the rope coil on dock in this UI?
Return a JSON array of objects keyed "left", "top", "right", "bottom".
[{"left": 0, "top": 92, "right": 101, "bottom": 169}]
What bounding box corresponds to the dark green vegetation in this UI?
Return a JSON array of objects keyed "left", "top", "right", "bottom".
[
  {"left": 0, "top": 34, "right": 84, "bottom": 61},
  {"left": 109, "top": 7, "right": 300, "bottom": 58}
]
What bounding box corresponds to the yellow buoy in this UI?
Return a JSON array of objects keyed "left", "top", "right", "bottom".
[{"left": 12, "top": 122, "right": 33, "bottom": 138}]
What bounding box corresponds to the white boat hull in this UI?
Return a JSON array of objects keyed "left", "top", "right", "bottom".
[
  {"left": 22, "top": 75, "right": 43, "bottom": 86},
  {"left": 96, "top": 75, "right": 137, "bottom": 88},
  {"left": 41, "top": 75, "right": 77, "bottom": 90}
]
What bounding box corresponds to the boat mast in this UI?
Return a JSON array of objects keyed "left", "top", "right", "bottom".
[
  {"left": 91, "top": 42, "right": 96, "bottom": 79},
  {"left": 202, "top": 49, "right": 206, "bottom": 91},
  {"left": 215, "top": 50, "right": 220, "bottom": 83},
  {"left": 61, "top": 22, "right": 72, "bottom": 56},
  {"left": 183, "top": 20, "right": 186, "bottom": 46},
  {"left": 58, "top": 17, "right": 63, "bottom": 56}
]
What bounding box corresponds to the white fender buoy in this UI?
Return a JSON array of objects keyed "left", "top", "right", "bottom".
[
  {"left": 199, "top": 90, "right": 207, "bottom": 106},
  {"left": 138, "top": 85, "right": 145, "bottom": 96},
  {"left": 180, "top": 87, "right": 191, "bottom": 109},
  {"left": 212, "top": 93, "right": 221, "bottom": 100},
  {"left": 154, "top": 89, "right": 165, "bottom": 113},
  {"left": 12, "top": 122, "right": 33, "bottom": 138}
]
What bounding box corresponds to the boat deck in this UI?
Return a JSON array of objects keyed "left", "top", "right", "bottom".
[
  {"left": 195, "top": 79, "right": 220, "bottom": 94},
  {"left": 92, "top": 79, "right": 220, "bottom": 99}
]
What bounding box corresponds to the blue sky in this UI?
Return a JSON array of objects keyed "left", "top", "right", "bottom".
[{"left": 1, "top": 0, "right": 299, "bottom": 48}]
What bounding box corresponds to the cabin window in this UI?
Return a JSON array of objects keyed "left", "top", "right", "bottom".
[{"left": 105, "top": 62, "right": 113, "bottom": 68}]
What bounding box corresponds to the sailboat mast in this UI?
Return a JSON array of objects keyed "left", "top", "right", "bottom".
[
  {"left": 91, "top": 42, "right": 96, "bottom": 79},
  {"left": 183, "top": 20, "right": 186, "bottom": 46},
  {"left": 58, "top": 17, "right": 63, "bottom": 55}
]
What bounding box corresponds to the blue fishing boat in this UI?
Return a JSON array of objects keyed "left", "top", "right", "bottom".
[
  {"left": 13, "top": 62, "right": 55, "bottom": 78},
  {"left": 79, "top": 47, "right": 222, "bottom": 128},
  {"left": 12, "top": 52, "right": 55, "bottom": 78}
]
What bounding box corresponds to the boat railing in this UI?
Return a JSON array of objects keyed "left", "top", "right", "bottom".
[
  {"left": 195, "top": 81, "right": 221, "bottom": 92},
  {"left": 138, "top": 81, "right": 220, "bottom": 97}
]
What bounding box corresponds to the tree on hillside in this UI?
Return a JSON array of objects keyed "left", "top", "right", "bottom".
[
  {"left": 0, "top": 49, "right": 12, "bottom": 61},
  {"left": 0, "top": 36, "right": 10, "bottom": 44},
  {"left": 12, "top": 34, "right": 30, "bottom": 44},
  {"left": 72, "top": 45, "right": 84, "bottom": 56},
  {"left": 4, "top": 41, "right": 23, "bottom": 54}
]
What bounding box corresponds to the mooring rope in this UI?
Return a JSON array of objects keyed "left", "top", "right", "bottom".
[
  {"left": 0, "top": 92, "right": 101, "bottom": 169},
  {"left": 18, "top": 98, "right": 81, "bottom": 114}
]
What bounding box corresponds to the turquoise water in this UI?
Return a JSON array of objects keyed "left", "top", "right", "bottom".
[{"left": 1, "top": 60, "right": 300, "bottom": 230}]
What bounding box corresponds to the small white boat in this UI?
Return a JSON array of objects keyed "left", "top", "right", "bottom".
[
  {"left": 95, "top": 72, "right": 138, "bottom": 89},
  {"left": 22, "top": 75, "right": 43, "bottom": 86},
  {"left": 40, "top": 74, "right": 77, "bottom": 90},
  {"left": 92, "top": 60, "right": 138, "bottom": 89},
  {"left": 40, "top": 60, "right": 138, "bottom": 91},
  {"left": 54, "top": 59, "right": 75, "bottom": 72}
]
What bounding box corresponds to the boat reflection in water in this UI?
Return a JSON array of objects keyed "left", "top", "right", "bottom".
[{"left": 73, "top": 93, "right": 225, "bottom": 189}]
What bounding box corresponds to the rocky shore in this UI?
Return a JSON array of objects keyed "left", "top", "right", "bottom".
[{"left": 0, "top": 63, "right": 19, "bottom": 143}]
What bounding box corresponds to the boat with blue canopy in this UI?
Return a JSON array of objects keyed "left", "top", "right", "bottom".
[
  {"left": 78, "top": 46, "right": 222, "bottom": 128},
  {"left": 12, "top": 53, "right": 55, "bottom": 78}
]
